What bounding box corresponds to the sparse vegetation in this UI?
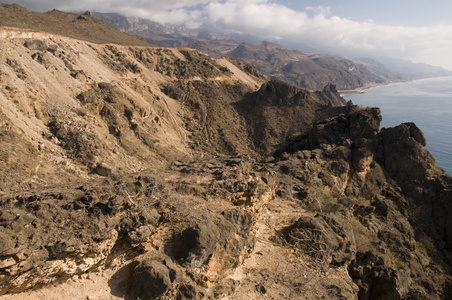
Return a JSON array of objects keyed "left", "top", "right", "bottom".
[
  {"left": 393, "top": 258, "right": 405, "bottom": 269},
  {"left": 417, "top": 234, "right": 435, "bottom": 256}
]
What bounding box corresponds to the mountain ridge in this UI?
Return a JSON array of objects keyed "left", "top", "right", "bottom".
[{"left": 92, "top": 11, "right": 452, "bottom": 90}]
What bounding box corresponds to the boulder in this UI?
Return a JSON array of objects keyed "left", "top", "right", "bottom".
[
  {"left": 166, "top": 209, "right": 253, "bottom": 275},
  {"left": 130, "top": 259, "right": 172, "bottom": 300},
  {"left": 91, "top": 162, "right": 113, "bottom": 177},
  {"left": 23, "top": 40, "right": 47, "bottom": 51}
]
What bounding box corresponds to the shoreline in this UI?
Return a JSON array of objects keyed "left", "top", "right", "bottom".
[
  {"left": 338, "top": 75, "right": 452, "bottom": 95},
  {"left": 338, "top": 81, "right": 393, "bottom": 95}
]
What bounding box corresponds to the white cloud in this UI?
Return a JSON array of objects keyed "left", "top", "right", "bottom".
[
  {"left": 305, "top": 5, "right": 331, "bottom": 16},
  {"left": 200, "top": 2, "right": 452, "bottom": 70}
]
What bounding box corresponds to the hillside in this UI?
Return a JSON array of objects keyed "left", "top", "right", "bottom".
[
  {"left": 1, "top": 6, "right": 452, "bottom": 300},
  {"left": 0, "top": 4, "right": 150, "bottom": 46},
  {"left": 227, "top": 41, "right": 382, "bottom": 91}
]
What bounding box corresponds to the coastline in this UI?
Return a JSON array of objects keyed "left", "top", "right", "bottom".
[
  {"left": 345, "top": 76, "right": 452, "bottom": 175},
  {"left": 338, "top": 81, "right": 393, "bottom": 95},
  {"left": 338, "top": 75, "right": 452, "bottom": 95}
]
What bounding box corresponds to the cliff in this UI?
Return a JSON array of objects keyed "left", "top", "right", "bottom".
[{"left": 0, "top": 7, "right": 451, "bottom": 300}]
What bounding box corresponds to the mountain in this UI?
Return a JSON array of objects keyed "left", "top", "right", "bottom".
[
  {"left": 352, "top": 57, "right": 412, "bottom": 82},
  {"left": 90, "top": 12, "right": 254, "bottom": 48},
  {"left": 226, "top": 41, "right": 382, "bottom": 91},
  {"left": 91, "top": 12, "right": 385, "bottom": 91},
  {"left": 92, "top": 11, "right": 452, "bottom": 91},
  {"left": 1, "top": 5, "right": 452, "bottom": 299},
  {"left": 369, "top": 55, "right": 452, "bottom": 78}
]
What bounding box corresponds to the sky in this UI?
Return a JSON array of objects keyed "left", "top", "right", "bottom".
[{"left": 2, "top": 0, "right": 452, "bottom": 70}]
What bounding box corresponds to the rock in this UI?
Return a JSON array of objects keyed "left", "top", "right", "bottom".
[
  {"left": 226, "top": 158, "right": 242, "bottom": 166},
  {"left": 130, "top": 259, "right": 172, "bottom": 300},
  {"left": 23, "top": 40, "right": 47, "bottom": 51},
  {"left": 46, "top": 44, "right": 58, "bottom": 54},
  {"left": 367, "top": 267, "right": 411, "bottom": 300},
  {"left": 70, "top": 70, "right": 87, "bottom": 81},
  {"left": 127, "top": 225, "right": 153, "bottom": 246},
  {"left": 349, "top": 107, "right": 381, "bottom": 139},
  {"left": 166, "top": 209, "right": 252, "bottom": 274},
  {"left": 169, "top": 220, "right": 219, "bottom": 268},
  {"left": 352, "top": 148, "right": 374, "bottom": 173},
  {"left": 176, "top": 284, "right": 198, "bottom": 300},
  {"left": 0, "top": 257, "right": 16, "bottom": 269},
  {"left": 447, "top": 213, "right": 452, "bottom": 250},
  {"left": 302, "top": 150, "right": 312, "bottom": 159},
  {"left": 91, "top": 162, "right": 113, "bottom": 177},
  {"left": 213, "top": 278, "right": 239, "bottom": 298},
  {"left": 279, "top": 212, "right": 355, "bottom": 266},
  {"left": 322, "top": 83, "right": 345, "bottom": 106}
]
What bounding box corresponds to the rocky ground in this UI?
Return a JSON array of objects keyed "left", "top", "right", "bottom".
[{"left": 0, "top": 10, "right": 452, "bottom": 300}]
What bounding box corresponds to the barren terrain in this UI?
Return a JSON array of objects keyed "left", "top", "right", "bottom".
[{"left": 0, "top": 6, "right": 451, "bottom": 300}]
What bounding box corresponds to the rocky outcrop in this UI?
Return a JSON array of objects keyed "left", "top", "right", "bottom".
[
  {"left": 1, "top": 106, "right": 451, "bottom": 298},
  {"left": 235, "top": 80, "right": 346, "bottom": 155},
  {"left": 279, "top": 104, "right": 452, "bottom": 299}
]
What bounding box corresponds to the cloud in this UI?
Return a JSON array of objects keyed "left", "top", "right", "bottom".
[
  {"left": 3, "top": 0, "right": 212, "bottom": 11},
  {"left": 2, "top": 0, "right": 452, "bottom": 69},
  {"left": 200, "top": 2, "right": 452, "bottom": 70}
]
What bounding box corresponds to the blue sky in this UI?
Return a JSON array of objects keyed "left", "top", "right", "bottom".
[
  {"left": 278, "top": 1, "right": 452, "bottom": 26},
  {"left": 2, "top": 0, "right": 452, "bottom": 70}
]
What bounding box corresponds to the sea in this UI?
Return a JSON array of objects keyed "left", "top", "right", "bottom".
[{"left": 344, "top": 76, "right": 452, "bottom": 175}]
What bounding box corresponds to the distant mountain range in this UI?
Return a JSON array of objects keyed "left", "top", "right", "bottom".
[{"left": 93, "top": 12, "right": 452, "bottom": 91}]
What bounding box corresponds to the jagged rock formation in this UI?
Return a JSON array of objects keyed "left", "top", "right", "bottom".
[{"left": 0, "top": 7, "right": 451, "bottom": 300}]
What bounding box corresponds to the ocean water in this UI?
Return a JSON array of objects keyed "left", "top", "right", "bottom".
[{"left": 344, "top": 76, "right": 452, "bottom": 175}]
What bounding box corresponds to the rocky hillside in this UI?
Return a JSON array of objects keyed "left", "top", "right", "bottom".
[
  {"left": 225, "top": 41, "right": 381, "bottom": 91},
  {"left": 1, "top": 8, "right": 452, "bottom": 300},
  {"left": 90, "top": 12, "right": 386, "bottom": 91},
  {"left": 0, "top": 4, "right": 149, "bottom": 46}
]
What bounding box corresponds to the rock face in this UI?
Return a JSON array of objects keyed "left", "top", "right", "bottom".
[
  {"left": 280, "top": 104, "right": 452, "bottom": 299},
  {"left": 235, "top": 80, "right": 346, "bottom": 154},
  {"left": 0, "top": 7, "right": 451, "bottom": 300}
]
